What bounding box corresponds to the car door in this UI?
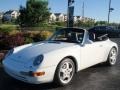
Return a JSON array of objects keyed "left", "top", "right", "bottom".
[{"left": 80, "top": 33, "right": 106, "bottom": 70}]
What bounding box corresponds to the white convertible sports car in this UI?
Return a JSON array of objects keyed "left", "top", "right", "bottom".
[{"left": 3, "top": 27, "right": 118, "bottom": 86}]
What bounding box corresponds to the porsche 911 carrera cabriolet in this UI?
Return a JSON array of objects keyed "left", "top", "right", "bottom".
[{"left": 3, "top": 27, "right": 118, "bottom": 86}]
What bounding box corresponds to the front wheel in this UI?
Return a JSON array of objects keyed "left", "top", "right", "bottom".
[
  {"left": 106, "top": 47, "right": 118, "bottom": 66},
  {"left": 54, "top": 58, "right": 75, "bottom": 86}
]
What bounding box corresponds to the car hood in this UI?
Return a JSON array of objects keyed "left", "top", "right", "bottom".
[{"left": 9, "top": 41, "right": 76, "bottom": 62}]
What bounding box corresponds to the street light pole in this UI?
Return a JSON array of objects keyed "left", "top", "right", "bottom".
[
  {"left": 108, "top": 0, "right": 111, "bottom": 24},
  {"left": 67, "top": 0, "right": 70, "bottom": 27},
  {"left": 108, "top": 0, "right": 114, "bottom": 24},
  {"left": 82, "top": 1, "right": 85, "bottom": 22}
]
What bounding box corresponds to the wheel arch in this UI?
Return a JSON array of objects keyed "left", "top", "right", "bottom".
[
  {"left": 106, "top": 45, "right": 118, "bottom": 60},
  {"left": 111, "top": 46, "right": 118, "bottom": 57},
  {"left": 112, "top": 46, "right": 118, "bottom": 52},
  {"left": 65, "top": 56, "right": 78, "bottom": 73},
  {"left": 107, "top": 46, "right": 118, "bottom": 58},
  {"left": 56, "top": 56, "right": 78, "bottom": 73}
]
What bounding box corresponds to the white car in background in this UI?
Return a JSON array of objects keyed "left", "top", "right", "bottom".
[{"left": 3, "top": 27, "right": 118, "bottom": 86}]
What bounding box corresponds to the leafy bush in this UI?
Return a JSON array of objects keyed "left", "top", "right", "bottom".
[
  {"left": 9, "top": 30, "right": 20, "bottom": 35},
  {"left": 31, "top": 31, "right": 52, "bottom": 41},
  {"left": 40, "top": 31, "right": 52, "bottom": 40},
  {"left": 23, "top": 31, "right": 39, "bottom": 42},
  {"left": 0, "top": 50, "right": 8, "bottom": 62},
  {"left": 24, "top": 37, "right": 33, "bottom": 44},
  {"left": 0, "top": 24, "right": 19, "bottom": 34},
  {"left": 51, "top": 22, "right": 66, "bottom": 26},
  {"left": 0, "top": 33, "right": 25, "bottom": 50},
  {"left": 0, "top": 53, "right": 4, "bottom": 62},
  {"left": 23, "top": 30, "right": 52, "bottom": 42}
]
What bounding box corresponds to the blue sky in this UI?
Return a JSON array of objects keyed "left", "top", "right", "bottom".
[{"left": 0, "top": 0, "right": 120, "bottom": 23}]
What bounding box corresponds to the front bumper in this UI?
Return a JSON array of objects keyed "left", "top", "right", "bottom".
[{"left": 3, "top": 58, "right": 56, "bottom": 84}]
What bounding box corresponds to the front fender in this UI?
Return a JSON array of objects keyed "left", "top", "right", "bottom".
[{"left": 40, "top": 45, "right": 81, "bottom": 71}]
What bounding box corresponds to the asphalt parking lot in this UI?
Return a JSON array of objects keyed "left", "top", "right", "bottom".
[{"left": 0, "top": 38, "right": 120, "bottom": 90}]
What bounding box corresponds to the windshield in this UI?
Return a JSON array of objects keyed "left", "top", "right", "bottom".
[{"left": 48, "top": 28, "right": 85, "bottom": 43}]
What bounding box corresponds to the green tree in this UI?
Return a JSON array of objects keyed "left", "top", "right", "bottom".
[
  {"left": 84, "top": 20, "right": 95, "bottom": 28},
  {"left": 76, "top": 19, "right": 95, "bottom": 28},
  {"left": 95, "top": 21, "right": 108, "bottom": 26},
  {"left": 18, "top": 0, "right": 50, "bottom": 27}
]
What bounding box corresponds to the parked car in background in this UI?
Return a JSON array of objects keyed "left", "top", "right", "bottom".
[
  {"left": 89, "top": 26, "right": 120, "bottom": 38},
  {"left": 3, "top": 27, "right": 118, "bottom": 86}
]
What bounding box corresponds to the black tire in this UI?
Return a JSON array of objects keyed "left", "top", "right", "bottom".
[
  {"left": 106, "top": 47, "right": 117, "bottom": 66},
  {"left": 54, "top": 58, "right": 75, "bottom": 86}
]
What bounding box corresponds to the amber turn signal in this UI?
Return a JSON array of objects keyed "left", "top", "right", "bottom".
[{"left": 32, "top": 72, "right": 45, "bottom": 77}]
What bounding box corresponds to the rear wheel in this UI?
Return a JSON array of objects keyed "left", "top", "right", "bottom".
[
  {"left": 54, "top": 58, "right": 75, "bottom": 86},
  {"left": 106, "top": 47, "right": 117, "bottom": 66}
]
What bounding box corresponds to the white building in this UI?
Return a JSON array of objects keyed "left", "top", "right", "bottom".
[
  {"left": 0, "top": 12, "right": 3, "bottom": 19},
  {"left": 54, "top": 13, "right": 65, "bottom": 22},
  {"left": 49, "top": 13, "right": 56, "bottom": 22},
  {"left": 49, "top": 13, "right": 66, "bottom": 23},
  {"left": 64, "top": 14, "right": 67, "bottom": 22},
  {"left": 3, "top": 10, "right": 20, "bottom": 21},
  {"left": 49, "top": 13, "right": 95, "bottom": 23},
  {"left": 74, "top": 16, "right": 83, "bottom": 23}
]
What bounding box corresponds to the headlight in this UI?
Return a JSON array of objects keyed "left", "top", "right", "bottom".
[
  {"left": 5, "top": 49, "right": 14, "bottom": 58},
  {"left": 33, "top": 55, "right": 44, "bottom": 66}
]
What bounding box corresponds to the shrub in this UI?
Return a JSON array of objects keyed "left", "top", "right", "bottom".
[
  {"left": 40, "top": 31, "right": 52, "bottom": 40},
  {"left": 0, "top": 33, "right": 25, "bottom": 50},
  {"left": 23, "top": 31, "right": 37, "bottom": 42},
  {"left": 51, "top": 22, "right": 66, "bottom": 26},
  {"left": 0, "top": 53, "right": 4, "bottom": 62},
  {"left": 0, "top": 27, "right": 13, "bottom": 34},
  {"left": 9, "top": 30, "right": 20, "bottom": 35},
  {"left": 32, "top": 31, "right": 52, "bottom": 41},
  {"left": 24, "top": 37, "right": 33, "bottom": 44},
  {"left": 0, "top": 50, "right": 8, "bottom": 62},
  {"left": 0, "top": 24, "right": 18, "bottom": 34},
  {"left": 7, "top": 33, "right": 25, "bottom": 48},
  {"left": 23, "top": 31, "right": 52, "bottom": 42}
]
